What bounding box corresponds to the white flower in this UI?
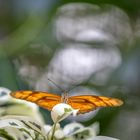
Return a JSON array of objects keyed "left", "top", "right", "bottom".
[
  {"left": 63, "top": 122, "right": 84, "bottom": 136},
  {"left": 63, "top": 122, "right": 99, "bottom": 139},
  {"left": 0, "top": 87, "right": 12, "bottom": 105},
  {"left": 51, "top": 103, "right": 78, "bottom": 123},
  {"left": 44, "top": 124, "right": 52, "bottom": 134},
  {"left": 0, "top": 115, "right": 47, "bottom": 140},
  {"left": 63, "top": 122, "right": 119, "bottom": 140},
  {"left": 54, "top": 129, "right": 65, "bottom": 139},
  {"left": 0, "top": 87, "right": 44, "bottom": 123}
]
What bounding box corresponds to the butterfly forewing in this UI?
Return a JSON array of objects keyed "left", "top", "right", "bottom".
[
  {"left": 10, "top": 91, "right": 123, "bottom": 114},
  {"left": 10, "top": 91, "right": 61, "bottom": 110},
  {"left": 68, "top": 95, "right": 123, "bottom": 114}
]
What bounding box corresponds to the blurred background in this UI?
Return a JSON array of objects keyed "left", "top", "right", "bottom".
[{"left": 0, "top": 0, "right": 140, "bottom": 139}]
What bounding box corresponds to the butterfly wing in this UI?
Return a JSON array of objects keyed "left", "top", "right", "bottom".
[
  {"left": 68, "top": 95, "right": 123, "bottom": 114},
  {"left": 10, "top": 91, "right": 61, "bottom": 110}
]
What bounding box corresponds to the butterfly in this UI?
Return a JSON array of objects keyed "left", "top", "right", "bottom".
[{"left": 10, "top": 90, "right": 123, "bottom": 114}]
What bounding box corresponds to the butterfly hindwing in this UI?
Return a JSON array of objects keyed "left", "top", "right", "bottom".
[
  {"left": 10, "top": 91, "right": 61, "bottom": 110},
  {"left": 68, "top": 95, "right": 123, "bottom": 114}
]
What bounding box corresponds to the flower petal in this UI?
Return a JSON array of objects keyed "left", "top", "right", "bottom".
[{"left": 51, "top": 103, "right": 77, "bottom": 122}]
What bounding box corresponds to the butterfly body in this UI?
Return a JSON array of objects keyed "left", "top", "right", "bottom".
[{"left": 10, "top": 90, "right": 123, "bottom": 114}]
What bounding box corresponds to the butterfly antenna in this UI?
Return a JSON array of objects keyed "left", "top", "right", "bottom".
[
  {"left": 47, "top": 78, "right": 64, "bottom": 92},
  {"left": 66, "top": 83, "right": 81, "bottom": 93},
  {"left": 66, "top": 79, "right": 90, "bottom": 93}
]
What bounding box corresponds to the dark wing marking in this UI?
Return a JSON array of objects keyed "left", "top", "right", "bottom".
[
  {"left": 68, "top": 95, "right": 123, "bottom": 114},
  {"left": 10, "top": 90, "right": 61, "bottom": 110}
]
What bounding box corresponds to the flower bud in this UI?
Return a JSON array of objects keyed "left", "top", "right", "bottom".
[{"left": 51, "top": 103, "right": 78, "bottom": 122}]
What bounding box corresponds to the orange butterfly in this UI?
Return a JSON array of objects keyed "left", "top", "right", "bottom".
[{"left": 10, "top": 90, "right": 123, "bottom": 114}]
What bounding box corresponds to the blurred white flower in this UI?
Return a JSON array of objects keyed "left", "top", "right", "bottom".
[
  {"left": 63, "top": 122, "right": 119, "bottom": 140},
  {"left": 0, "top": 87, "right": 44, "bottom": 123},
  {"left": 54, "top": 129, "right": 65, "bottom": 139},
  {"left": 51, "top": 103, "right": 78, "bottom": 123},
  {"left": 0, "top": 115, "right": 47, "bottom": 140},
  {"left": 0, "top": 87, "right": 12, "bottom": 105},
  {"left": 0, "top": 116, "right": 120, "bottom": 140},
  {"left": 44, "top": 124, "right": 52, "bottom": 134},
  {"left": 63, "top": 122, "right": 84, "bottom": 136},
  {"left": 63, "top": 122, "right": 99, "bottom": 139},
  {"left": 46, "top": 123, "right": 63, "bottom": 140},
  {"left": 54, "top": 3, "right": 133, "bottom": 46}
]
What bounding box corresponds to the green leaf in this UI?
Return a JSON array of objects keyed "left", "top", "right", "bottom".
[
  {"left": 0, "top": 129, "right": 15, "bottom": 140},
  {"left": 64, "top": 108, "right": 72, "bottom": 113}
]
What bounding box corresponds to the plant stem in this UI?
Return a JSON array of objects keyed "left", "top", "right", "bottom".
[{"left": 50, "top": 122, "right": 57, "bottom": 140}]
